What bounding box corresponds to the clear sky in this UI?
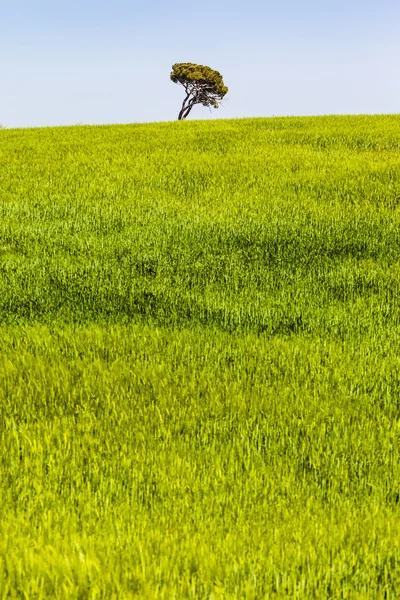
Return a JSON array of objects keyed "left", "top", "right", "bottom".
[{"left": 2, "top": 0, "right": 399, "bottom": 128}]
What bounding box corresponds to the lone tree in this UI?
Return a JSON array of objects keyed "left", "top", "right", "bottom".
[{"left": 170, "top": 63, "right": 228, "bottom": 121}]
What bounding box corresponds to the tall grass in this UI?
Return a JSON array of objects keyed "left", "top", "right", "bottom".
[{"left": 1, "top": 115, "right": 400, "bottom": 597}]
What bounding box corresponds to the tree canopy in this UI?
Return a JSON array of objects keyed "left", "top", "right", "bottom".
[{"left": 170, "top": 63, "right": 228, "bottom": 120}]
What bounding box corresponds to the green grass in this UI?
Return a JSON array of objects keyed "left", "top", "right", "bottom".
[{"left": 1, "top": 114, "right": 400, "bottom": 598}]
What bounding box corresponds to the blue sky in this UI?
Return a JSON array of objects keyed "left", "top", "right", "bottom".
[{"left": 2, "top": 0, "right": 399, "bottom": 128}]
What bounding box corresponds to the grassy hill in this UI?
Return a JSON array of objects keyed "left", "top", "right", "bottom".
[{"left": 1, "top": 115, "right": 400, "bottom": 597}]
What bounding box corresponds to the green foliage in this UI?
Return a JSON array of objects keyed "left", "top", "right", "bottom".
[
  {"left": 1, "top": 114, "right": 400, "bottom": 597},
  {"left": 170, "top": 62, "right": 228, "bottom": 98}
]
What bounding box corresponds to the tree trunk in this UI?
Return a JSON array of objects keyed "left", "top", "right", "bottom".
[
  {"left": 179, "top": 105, "right": 194, "bottom": 120},
  {"left": 178, "top": 93, "right": 197, "bottom": 120},
  {"left": 178, "top": 93, "right": 190, "bottom": 120}
]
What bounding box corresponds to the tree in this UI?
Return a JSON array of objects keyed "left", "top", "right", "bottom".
[{"left": 170, "top": 63, "right": 228, "bottom": 121}]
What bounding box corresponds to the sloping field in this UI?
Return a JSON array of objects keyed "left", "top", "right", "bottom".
[{"left": 1, "top": 115, "right": 400, "bottom": 597}]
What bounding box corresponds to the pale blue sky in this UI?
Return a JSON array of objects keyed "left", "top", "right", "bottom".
[{"left": 2, "top": 0, "right": 399, "bottom": 128}]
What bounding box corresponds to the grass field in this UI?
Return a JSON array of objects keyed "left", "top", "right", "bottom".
[{"left": 1, "top": 114, "right": 400, "bottom": 598}]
